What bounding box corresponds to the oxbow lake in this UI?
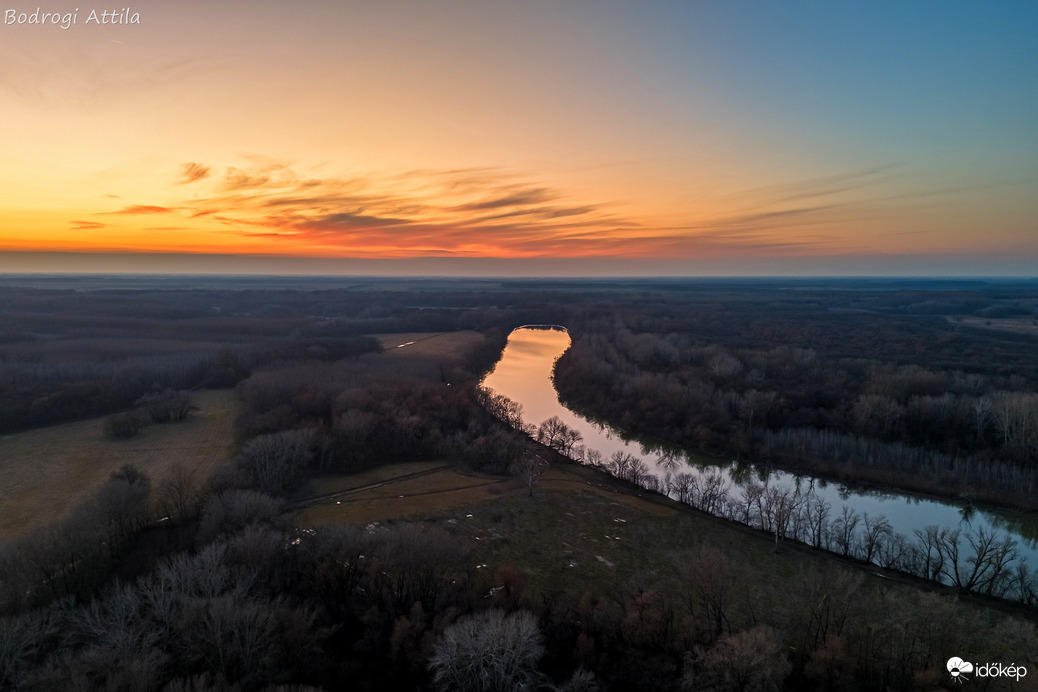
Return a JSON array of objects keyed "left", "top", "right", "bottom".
[{"left": 481, "top": 326, "right": 1038, "bottom": 594}]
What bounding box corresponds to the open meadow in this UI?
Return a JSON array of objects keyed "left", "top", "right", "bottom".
[
  {"left": 0, "top": 389, "right": 238, "bottom": 540},
  {"left": 297, "top": 455, "right": 977, "bottom": 609},
  {"left": 374, "top": 330, "right": 486, "bottom": 357}
]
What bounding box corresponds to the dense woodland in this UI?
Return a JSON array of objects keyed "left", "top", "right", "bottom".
[
  {"left": 553, "top": 281, "right": 1038, "bottom": 508},
  {"left": 1, "top": 276, "right": 1037, "bottom": 690}
]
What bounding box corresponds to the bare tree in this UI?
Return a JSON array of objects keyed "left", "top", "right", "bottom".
[
  {"left": 971, "top": 397, "right": 991, "bottom": 443},
  {"left": 376, "top": 526, "right": 467, "bottom": 613},
  {"left": 556, "top": 427, "right": 584, "bottom": 458},
  {"left": 177, "top": 592, "right": 280, "bottom": 687},
  {"left": 671, "top": 473, "right": 695, "bottom": 505},
  {"left": 794, "top": 565, "right": 864, "bottom": 650},
  {"left": 860, "top": 513, "right": 892, "bottom": 564},
  {"left": 912, "top": 525, "right": 948, "bottom": 581},
  {"left": 237, "top": 429, "right": 315, "bottom": 496},
  {"left": 429, "top": 609, "right": 544, "bottom": 692},
  {"left": 478, "top": 388, "right": 526, "bottom": 431},
  {"left": 537, "top": 416, "right": 572, "bottom": 450},
  {"left": 685, "top": 625, "right": 790, "bottom": 692},
  {"left": 512, "top": 453, "right": 548, "bottom": 497},
  {"left": 104, "top": 410, "right": 147, "bottom": 439},
  {"left": 878, "top": 533, "right": 911, "bottom": 571},
  {"left": 830, "top": 507, "right": 861, "bottom": 558},
  {"left": 764, "top": 486, "right": 800, "bottom": 551},
  {"left": 695, "top": 471, "right": 730, "bottom": 515},
  {"left": 0, "top": 604, "right": 62, "bottom": 688},
  {"left": 992, "top": 391, "right": 1017, "bottom": 447},
  {"left": 151, "top": 542, "right": 234, "bottom": 603},
  {"left": 69, "top": 465, "right": 151, "bottom": 561},
  {"left": 805, "top": 495, "right": 831, "bottom": 549},
  {"left": 583, "top": 448, "right": 604, "bottom": 468},
  {"left": 1, "top": 520, "right": 102, "bottom": 605},
  {"left": 156, "top": 462, "right": 202, "bottom": 524},
  {"left": 739, "top": 389, "right": 779, "bottom": 428},
  {"left": 944, "top": 527, "right": 1020, "bottom": 595},
  {"left": 609, "top": 452, "right": 636, "bottom": 480},
  {"left": 198, "top": 489, "right": 285, "bottom": 544},
  {"left": 137, "top": 389, "right": 194, "bottom": 423},
  {"left": 625, "top": 458, "right": 650, "bottom": 486},
  {"left": 736, "top": 483, "right": 765, "bottom": 526},
  {"left": 308, "top": 525, "right": 377, "bottom": 618},
  {"left": 681, "top": 545, "right": 735, "bottom": 637}
]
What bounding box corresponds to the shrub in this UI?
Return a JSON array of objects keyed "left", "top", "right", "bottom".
[{"left": 104, "top": 410, "right": 147, "bottom": 439}]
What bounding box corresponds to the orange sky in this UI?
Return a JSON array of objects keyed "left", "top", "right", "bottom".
[{"left": 1, "top": 1, "right": 1036, "bottom": 275}]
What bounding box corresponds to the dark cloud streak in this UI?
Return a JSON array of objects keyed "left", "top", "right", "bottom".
[
  {"left": 454, "top": 187, "right": 555, "bottom": 211},
  {"left": 148, "top": 158, "right": 925, "bottom": 258},
  {"left": 107, "top": 205, "right": 174, "bottom": 215},
  {"left": 70, "top": 220, "right": 107, "bottom": 230},
  {"left": 178, "top": 162, "right": 210, "bottom": 184}
]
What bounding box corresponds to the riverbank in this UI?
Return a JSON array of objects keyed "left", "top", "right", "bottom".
[
  {"left": 484, "top": 326, "right": 1038, "bottom": 604},
  {"left": 559, "top": 392, "right": 1038, "bottom": 540}
]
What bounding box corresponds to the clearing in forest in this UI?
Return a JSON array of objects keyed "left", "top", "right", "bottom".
[
  {"left": 0, "top": 389, "right": 239, "bottom": 540},
  {"left": 374, "top": 331, "right": 485, "bottom": 360}
]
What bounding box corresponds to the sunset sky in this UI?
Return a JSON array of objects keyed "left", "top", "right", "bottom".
[{"left": 1, "top": 0, "right": 1036, "bottom": 276}]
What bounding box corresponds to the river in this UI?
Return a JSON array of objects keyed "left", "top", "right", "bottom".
[{"left": 481, "top": 326, "right": 1038, "bottom": 598}]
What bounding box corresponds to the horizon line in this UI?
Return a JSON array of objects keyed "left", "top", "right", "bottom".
[
  {"left": 1, "top": 272, "right": 1035, "bottom": 283},
  {"left": 0, "top": 250, "right": 1036, "bottom": 280}
]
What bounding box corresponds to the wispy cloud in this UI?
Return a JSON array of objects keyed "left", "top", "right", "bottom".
[
  {"left": 222, "top": 168, "right": 274, "bottom": 191},
  {"left": 737, "top": 165, "right": 898, "bottom": 209},
  {"left": 92, "top": 159, "right": 942, "bottom": 258},
  {"left": 454, "top": 187, "right": 555, "bottom": 211},
  {"left": 70, "top": 220, "right": 107, "bottom": 231},
  {"left": 179, "top": 162, "right": 210, "bottom": 184},
  {"left": 108, "top": 205, "right": 174, "bottom": 215},
  {"left": 151, "top": 161, "right": 624, "bottom": 256},
  {"left": 313, "top": 212, "right": 408, "bottom": 228}
]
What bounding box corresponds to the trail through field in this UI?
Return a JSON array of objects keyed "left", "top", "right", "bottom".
[{"left": 292, "top": 463, "right": 456, "bottom": 508}]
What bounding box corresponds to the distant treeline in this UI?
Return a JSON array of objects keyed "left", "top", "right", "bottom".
[{"left": 0, "top": 281, "right": 570, "bottom": 432}]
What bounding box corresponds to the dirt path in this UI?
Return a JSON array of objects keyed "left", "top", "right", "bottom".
[{"left": 292, "top": 463, "right": 460, "bottom": 508}]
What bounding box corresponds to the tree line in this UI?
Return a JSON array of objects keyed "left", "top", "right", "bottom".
[
  {"left": 553, "top": 301, "right": 1038, "bottom": 508},
  {"left": 482, "top": 388, "right": 1038, "bottom": 606}
]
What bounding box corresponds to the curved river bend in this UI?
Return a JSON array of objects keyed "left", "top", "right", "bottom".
[{"left": 481, "top": 326, "right": 1038, "bottom": 598}]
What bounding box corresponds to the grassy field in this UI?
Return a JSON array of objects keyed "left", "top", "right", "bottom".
[
  {"left": 296, "top": 455, "right": 1038, "bottom": 636},
  {"left": 0, "top": 389, "right": 239, "bottom": 541},
  {"left": 374, "top": 331, "right": 486, "bottom": 359},
  {"left": 297, "top": 461, "right": 517, "bottom": 526},
  {"left": 950, "top": 315, "right": 1038, "bottom": 337},
  {"left": 298, "top": 459, "right": 809, "bottom": 599}
]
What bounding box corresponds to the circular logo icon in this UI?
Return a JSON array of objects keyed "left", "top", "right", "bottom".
[{"left": 947, "top": 657, "right": 974, "bottom": 680}]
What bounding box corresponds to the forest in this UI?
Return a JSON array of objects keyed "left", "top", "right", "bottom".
[
  {"left": 0, "top": 275, "right": 1036, "bottom": 691},
  {"left": 553, "top": 279, "right": 1038, "bottom": 508}
]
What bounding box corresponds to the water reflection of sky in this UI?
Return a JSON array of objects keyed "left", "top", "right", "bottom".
[{"left": 482, "top": 327, "right": 1038, "bottom": 568}]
